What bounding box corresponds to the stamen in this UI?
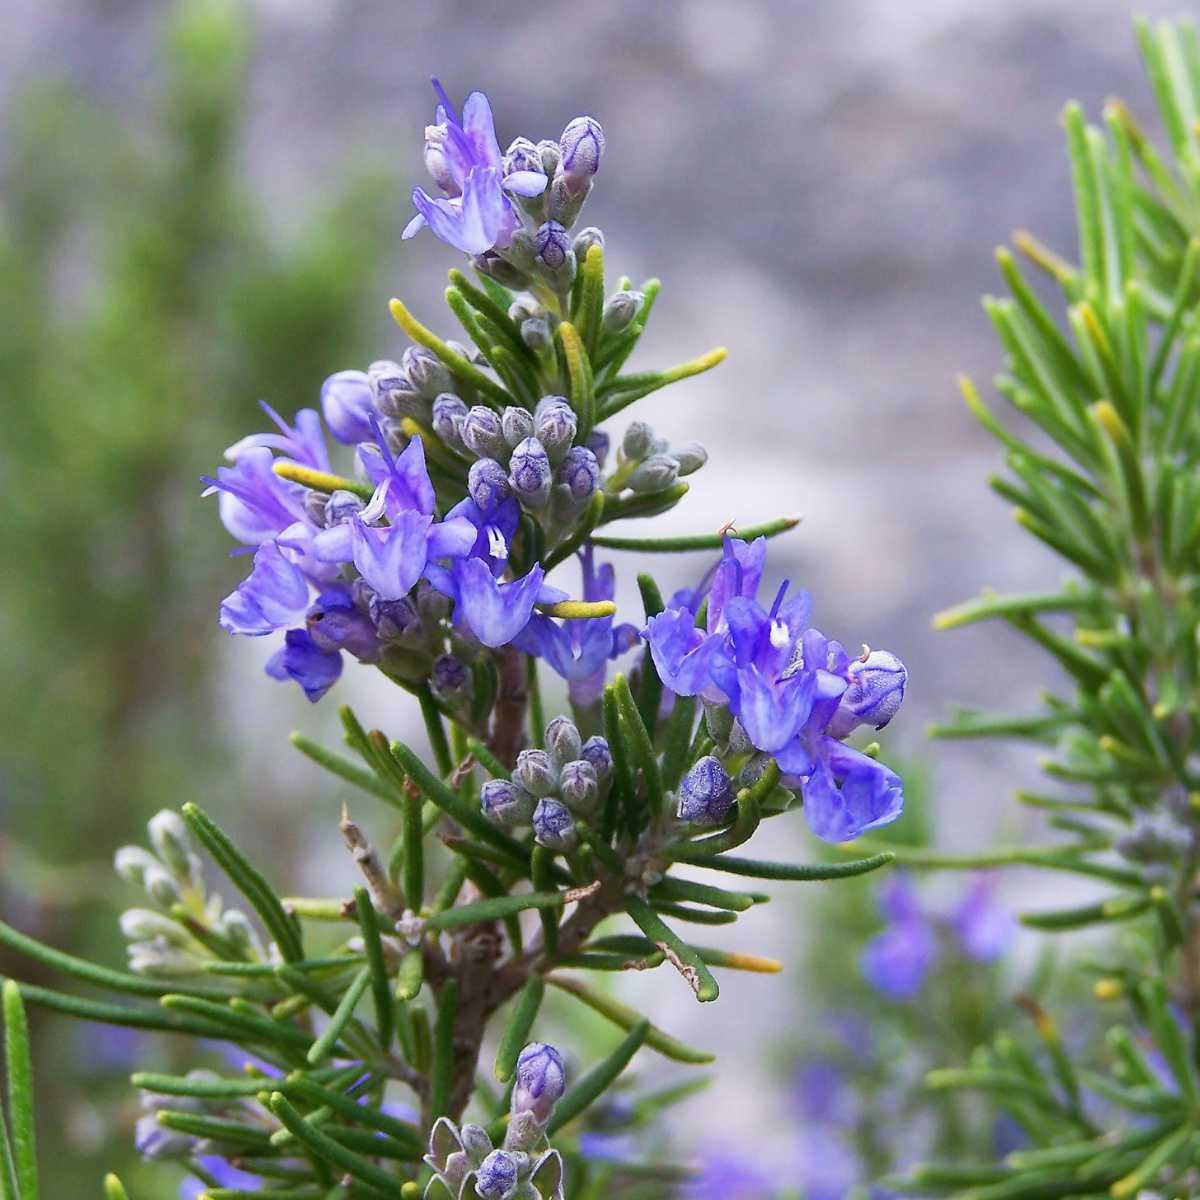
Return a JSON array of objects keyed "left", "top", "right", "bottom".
[
  {"left": 487, "top": 525, "right": 509, "bottom": 561},
  {"left": 430, "top": 77, "right": 459, "bottom": 125},
  {"left": 769, "top": 579, "right": 790, "bottom": 621}
]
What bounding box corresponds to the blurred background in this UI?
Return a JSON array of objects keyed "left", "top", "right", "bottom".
[{"left": 0, "top": 0, "right": 1186, "bottom": 1191}]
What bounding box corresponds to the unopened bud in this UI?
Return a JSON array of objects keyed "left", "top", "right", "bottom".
[
  {"left": 514, "top": 749, "right": 558, "bottom": 797},
  {"left": 826, "top": 650, "right": 908, "bottom": 739},
  {"left": 534, "top": 221, "right": 572, "bottom": 271},
  {"left": 120, "top": 908, "right": 187, "bottom": 945},
  {"left": 147, "top": 810, "right": 192, "bottom": 880},
  {"left": 521, "top": 317, "right": 552, "bottom": 351},
  {"left": 559, "top": 760, "right": 599, "bottom": 816},
  {"left": 431, "top": 394, "right": 468, "bottom": 449},
  {"left": 475, "top": 1150, "right": 519, "bottom": 1200},
  {"left": 468, "top": 458, "right": 512, "bottom": 513},
  {"left": 621, "top": 421, "right": 656, "bottom": 462},
  {"left": 402, "top": 346, "right": 452, "bottom": 398},
  {"left": 324, "top": 489, "right": 364, "bottom": 527},
  {"left": 473, "top": 251, "right": 530, "bottom": 290},
  {"left": 534, "top": 396, "right": 577, "bottom": 464},
  {"left": 369, "top": 361, "right": 423, "bottom": 420},
  {"left": 532, "top": 798, "right": 576, "bottom": 849},
  {"left": 601, "top": 290, "right": 642, "bottom": 334},
  {"left": 546, "top": 173, "right": 590, "bottom": 228},
  {"left": 128, "top": 939, "right": 198, "bottom": 979},
  {"left": 501, "top": 406, "right": 536, "bottom": 448},
  {"left": 537, "top": 140, "right": 561, "bottom": 176},
  {"left": 508, "top": 438, "right": 553, "bottom": 509},
  {"left": 461, "top": 406, "right": 507, "bottom": 459},
  {"left": 480, "top": 779, "right": 535, "bottom": 828},
  {"left": 320, "top": 370, "right": 375, "bottom": 445},
  {"left": 580, "top": 736, "right": 613, "bottom": 781},
  {"left": 678, "top": 755, "right": 735, "bottom": 825},
  {"left": 560, "top": 117, "right": 605, "bottom": 185},
  {"left": 115, "top": 846, "right": 160, "bottom": 887},
  {"left": 626, "top": 454, "right": 680, "bottom": 494},
  {"left": 557, "top": 446, "right": 600, "bottom": 501},
  {"left": 143, "top": 864, "right": 183, "bottom": 909},
  {"left": 459, "top": 1123, "right": 493, "bottom": 1164},
  {"left": 586, "top": 429, "right": 610, "bottom": 468},
  {"left": 218, "top": 909, "right": 260, "bottom": 957},
  {"left": 572, "top": 227, "right": 605, "bottom": 261},
  {"left": 431, "top": 653, "right": 470, "bottom": 697},
  {"left": 513, "top": 1042, "right": 566, "bottom": 1124},
  {"left": 670, "top": 441, "right": 708, "bottom": 477},
  {"left": 544, "top": 716, "right": 582, "bottom": 768},
  {"left": 369, "top": 593, "right": 421, "bottom": 641}
]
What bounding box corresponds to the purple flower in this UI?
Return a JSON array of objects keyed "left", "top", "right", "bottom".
[
  {"left": 860, "top": 876, "right": 937, "bottom": 1000},
  {"left": 826, "top": 649, "right": 908, "bottom": 739},
  {"left": 203, "top": 445, "right": 307, "bottom": 546},
  {"left": 219, "top": 540, "right": 310, "bottom": 636},
  {"left": 305, "top": 588, "right": 381, "bottom": 662},
  {"left": 403, "top": 82, "right": 545, "bottom": 255},
  {"left": 790, "top": 1129, "right": 861, "bottom": 1200},
  {"left": 320, "top": 369, "right": 375, "bottom": 445},
  {"left": 796, "top": 740, "right": 904, "bottom": 844},
  {"left": 180, "top": 1157, "right": 261, "bottom": 1198},
  {"left": 953, "top": 878, "right": 1016, "bottom": 963},
  {"left": 446, "top": 557, "right": 549, "bottom": 648},
  {"left": 265, "top": 628, "right": 343, "bottom": 703},
  {"left": 515, "top": 548, "right": 636, "bottom": 705}
]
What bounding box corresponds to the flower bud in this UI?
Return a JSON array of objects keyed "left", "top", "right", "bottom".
[
  {"left": 135, "top": 1115, "right": 195, "bottom": 1161},
  {"left": 324, "top": 489, "right": 364, "bottom": 527},
  {"left": 521, "top": 317, "right": 552, "bottom": 351},
  {"left": 557, "top": 446, "right": 600, "bottom": 501},
  {"left": 143, "top": 864, "right": 183, "bottom": 909},
  {"left": 472, "top": 250, "right": 531, "bottom": 290},
  {"left": 302, "top": 488, "right": 330, "bottom": 526},
  {"left": 307, "top": 591, "right": 380, "bottom": 662},
  {"left": 320, "top": 370, "right": 374, "bottom": 444},
  {"left": 120, "top": 908, "right": 187, "bottom": 945},
  {"left": 534, "top": 221, "right": 572, "bottom": 271},
  {"left": 586, "top": 429, "right": 610, "bottom": 468},
  {"left": 461, "top": 406, "right": 507, "bottom": 459},
  {"left": 532, "top": 798, "right": 576, "bottom": 849},
  {"left": 504, "top": 136, "right": 542, "bottom": 177},
  {"left": 601, "top": 290, "right": 642, "bottom": 334},
  {"left": 369, "top": 593, "right": 421, "bottom": 641},
  {"left": 468, "top": 458, "right": 512, "bottom": 513},
  {"left": 475, "top": 1150, "right": 519, "bottom": 1200},
  {"left": 626, "top": 454, "right": 680, "bottom": 494},
  {"left": 546, "top": 172, "right": 590, "bottom": 228},
  {"left": 402, "top": 346, "right": 452, "bottom": 398},
  {"left": 432, "top": 653, "right": 470, "bottom": 698},
  {"left": 560, "top": 117, "right": 606, "bottom": 185},
  {"left": 481, "top": 779, "right": 536, "bottom": 828},
  {"left": 369, "top": 360, "right": 423, "bottom": 420},
  {"left": 580, "top": 735, "right": 613, "bottom": 781},
  {"left": 621, "top": 421, "right": 656, "bottom": 462},
  {"left": 678, "top": 755, "right": 735, "bottom": 825},
  {"left": 513, "top": 1042, "right": 566, "bottom": 1124},
  {"left": 670, "top": 441, "right": 708, "bottom": 477},
  {"left": 826, "top": 649, "right": 908, "bottom": 739},
  {"left": 572, "top": 226, "right": 605, "bottom": 261},
  {"left": 147, "top": 811, "right": 192, "bottom": 880},
  {"left": 544, "top": 716, "right": 582, "bottom": 768},
  {"left": 431, "top": 394, "right": 468, "bottom": 449},
  {"left": 218, "top": 909, "right": 261, "bottom": 957},
  {"left": 537, "top": 140, "right": 561, "bottom": 176},
  {"left": 508, "top": 298, "right": 540, "bottom": 324},
  {"left": 559, "top": 759, "right": 599, "bottom": 816},
  {"left": 534, "top": 397, "right": 577, "bottom": 464},
  {"left": 514, "top": 748, "right": 558, "bottom": 797},
  {"left": 114, "top": 846, "right": 160, "bottom": 887},
  {"left": 508, "top": 438, "right": 553, "bottom": 509},
  {"left": 423, "top": 123, "right": 456, "bottom": 194},
  {"left": 128, "top": 938, "right": 198, "bottom": 978},
  {"left": 501, "top": 406, "right": 536, "bottom": 448}
]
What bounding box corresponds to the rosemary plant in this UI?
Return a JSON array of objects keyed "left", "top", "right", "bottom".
[
  {"left": 880, "top": 18, "right": 1200, "bottom": 1199},
  {"left": 0, "top": 78, "right": 908, "bottom": 1197}
]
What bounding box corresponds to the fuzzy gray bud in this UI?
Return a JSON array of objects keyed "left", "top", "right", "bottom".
[
  {"left": 114, "top": 846, "right": 160, "bottom": 887},
  {"left": 544, "top": 716, "right": 582, "bottom": 768},
  {"left": 468, "top": 458, "right": 513, "bottom": 513},
  {"left": 621, "top": 421, "right": 656, "bottom": 462},
  {"left": 521, "top": 317, "right": 552, "bottom": 351},
  {"left": 147, "top": 810, "right": 192, "bottom": 880},
  {"left": 601, "top": 290, "right": 642, "bottom": 333},
  {"left": 324, "top": 489, "right": 364, "bottom": 527},
  {"left": 580, "top": 735, "right": 613, "bottom": 781},
  {"left": 559, "top": 760, "right": 600, "bottom": 816},
  {"left": 558, "top": 446, "right": 600, "bottom": 501},
  {"left": 480, "top": 779, "right": 535, "bottom": 828},
  {"left": 626, "top": 453, "right": 680, "bottom": 494},
  {"left": 572, "top": 226, "right": 605, "bottom": 261},
  {"left": 431, "top": 394, "right": 468, "bottom": 449},
  {"left": 508, "top": 437, "right": 553, "bottom": 509},
  {"left": 461, "top": 406, "right": 507, "bottom": 459},
  {"left": 534, "top": 396, "right": 577, "bottom": 464},
  {"left": 671, "top": 441, "right": 708, "bottom": 477},
  {"left": 514, "top": 749, "right": 558, "bottom": 797},
  {"left": 501, "top": 406, "right": 536, "bottom": 448}
]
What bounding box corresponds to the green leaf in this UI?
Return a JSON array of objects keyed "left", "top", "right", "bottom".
[
  {"left": 545, "top": 1019, "right": 650, "bottom": 1135},
  {"left": 181, "top": 803, "right": 304, "bottom": 963},
  {"left": 647, "top": 877, "right": 758, "bottom": 913},
  {"left": 307, "top": 967, "right": 371, "bottom": 1066},
  {"left": 575, "top": 242, "right": 605, "bottom": 362},
  {"left": 3, "top": 983, "right": 35, "bottom": 1200},
  {"left": 428, "top": 979, "right": 457, "bottom": 1124},
  {"left": 425, "top": 891, "right": 565, "bottom": 932},
  {"left": 612, "top": 674, "right": 663, "bottom": 827},
  {"left": 545, "top": 975, "right": 713, "bottom": 1064},
  {"left": 130, "top": 1071, "right": 273, "bottom": 1099},
  {"left": 288, "top": 732, "right": 400, "bottom": 808},
  {"left": 284, "top": 1078, "right": 423, "bottom": 1155},
  {"left": 494, "top": 977, "right": 545, "bottom": 1083},
  {"left": 590, "top": 514, "right": 800, "bottom": 552},
  {"left": 353, "top": 889, "right": 393, "bottom": 1053},
  {"left": 686, "top": 851, "right": 894, "bottom": 881},
  {"left": 268, "top": 1092, "right": 397, "bottom": 1199},
  {"left": 624, "top": 895, "right": 719, "bottom": 1002},
  {"left": 634, "top": 574, "right": 665, "bottom": 737},
  {"left": 597, "top": 347, "right": 726, "bottom": 417},
  {"left": 102, "top": 1176, "right": 130, "bottom": 1200}
]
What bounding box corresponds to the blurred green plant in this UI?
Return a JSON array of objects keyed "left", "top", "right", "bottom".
[{"left": 0, "top": 0, "right": 396, "bottom": 1189}]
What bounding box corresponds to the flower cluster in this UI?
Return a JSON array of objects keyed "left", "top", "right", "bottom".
[
  {"left": 426, "top": 1043, "right": 566, "bottom": 1200},
  {"left": 480, "top": 716, "right": 613, "bottom": 849},
  {"left": 644, "top": 535, "right": 908, "bottom": 842}
]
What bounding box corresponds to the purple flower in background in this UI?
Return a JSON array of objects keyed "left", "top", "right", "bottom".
[
  {"left": 180, "top": 1157, "right": 261, "bottom": 1197},
  {"left": 403, "top": 81, "right": 546, "bottom": 255},
  {"left": 861, "top": 875, "right": 938, "bottom": 1000},
  {"left": 683, "top": 1152, "right": 773, "bottom": 1200},
  {"left": 953, "top": 878, "right": 1016, "bottom": 962},
  {"left": 790, "top": 1128, "right": 861, "bottom": 1200},
  {"left": 265, "top": 628, "right": 343, "bottom": 703}
]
